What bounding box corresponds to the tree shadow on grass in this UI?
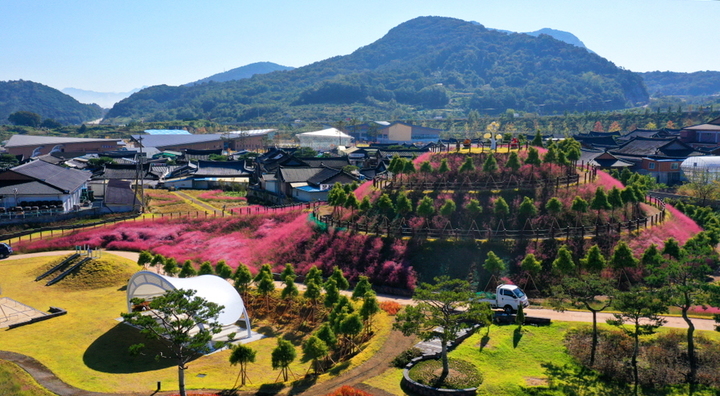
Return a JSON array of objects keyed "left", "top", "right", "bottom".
[
  {"left": 83, "top": 322, "right": 176, "bottom": 373},
  {"left": 522, "top": 363, "right": 630, "bottom": 395},
  {"left": 479, "top": 333, "right": 491, "bottom": 352},
  {"left": 513, "top": 327, "right": 523, "bottom": 348},
  {"left": 256, "top": 382, "right": 285, "bottom": 395}
]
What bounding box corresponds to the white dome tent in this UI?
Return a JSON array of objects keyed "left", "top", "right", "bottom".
[
  {"left": 680, "top": 156, "right": 720, "bottom": 183},
  {"left": 126, "top": 271, "right": 251, "bottom": 339},
  {"left": 296, "top": 128, "right": 354, "bottom": 152}
]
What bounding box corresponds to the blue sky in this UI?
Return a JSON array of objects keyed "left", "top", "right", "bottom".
[{"left": 0, "top": 0, "right": 718, "bottom": 93}]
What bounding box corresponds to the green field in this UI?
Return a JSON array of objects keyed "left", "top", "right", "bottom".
[{"left": 0, "top": 254, "right": 392, "bottom": 394}]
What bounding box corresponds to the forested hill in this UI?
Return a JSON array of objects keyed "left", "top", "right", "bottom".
[
  {"left": 0, "top": 80, "right": 102, "bottom": 125},
  {"left": 104, "top": 16, "right": 648, "bottom": 124},
  {"left": 185, "top": 62, "right": 295, "bottom": 86},
  {"left": 641, "top": 71, "right": 720, "bottom": 97}
]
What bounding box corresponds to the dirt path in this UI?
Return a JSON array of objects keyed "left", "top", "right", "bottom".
[
  {"left": 3, "top": 250, "right": 719, "bottom": 396},
  {"left": 292, "top": 330, "right": 416, "bottom": 396},
  {"left": 173, "top": 191, "right": 221, "bottom": 213}
]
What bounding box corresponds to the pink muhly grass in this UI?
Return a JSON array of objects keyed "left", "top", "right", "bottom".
[
  {"left": 688, "top": 306, "right": 720, "bottom": 315},
  {"left": 595, "top": 170, "right": 625, "bottom": 190},
  {"left": 353, "top": 180, "right": 375, "bottom": 199},
  {"left": 413, "top": 152, "right": 433, "bottom": 164},
  {"left": 625, "top": 203, "right": 702, "bottom": 254}
]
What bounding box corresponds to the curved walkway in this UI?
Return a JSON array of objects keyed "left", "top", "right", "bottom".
[{"left": 2, "top": 250, "right": 718, "bottom": 395}]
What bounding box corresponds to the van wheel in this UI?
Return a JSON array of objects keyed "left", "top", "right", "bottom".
[{"left": 504, "top": 305, "right": 515, "bottom": 314}]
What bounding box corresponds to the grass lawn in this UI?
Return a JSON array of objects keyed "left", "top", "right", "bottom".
[
  {"left": 0, "top": 359, "right": 56, "bottom": 396},
  {"left": 0, "top": 254, "right": 392, "bottom": 394},
  {"left": 364, "top": 322, "right": 720, "bottom": 396}
]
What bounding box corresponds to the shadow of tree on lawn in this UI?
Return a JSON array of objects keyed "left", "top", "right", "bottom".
[
  {"left": 83, "top": 322, "right": 178, "bottom": 373},
  {"left": 522, "top": 363, "right": 630, "bottom": 396},
  {"left": 513, "top": 327, "right": 523, "bottom": 348}
]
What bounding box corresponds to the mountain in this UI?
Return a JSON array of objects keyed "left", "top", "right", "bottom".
[
  {"left": 478, "top": 23, "right": 593, "bottom": 52},
  {"left": 525, "top": 28, "right": 592, "bottom": 53},
  {"left": 62, "top": 87, "right": 145, "bottom": 109},
  {"left": 640, "top": 71, "right": 720, "bottom": 97},
  {"left": 0, "top": 80, "right": 102, "bottom": 125},
  {"left": 185, "top": 62, "right": 294, "bottom": 86},
  {"left": 105, "top": 16, "right": 648, "bottom": 124}
]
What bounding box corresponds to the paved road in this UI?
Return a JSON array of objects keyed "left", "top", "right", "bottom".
[{"left": 7, "top": 250, "right": 718, "bottom": 331}]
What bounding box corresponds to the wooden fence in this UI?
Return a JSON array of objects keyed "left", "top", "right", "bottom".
[
  {"left": 2, "top": 202, "right": 318, "bottom": 245},
  {"left": 317, "top": 197, "right": 666, "bottom": 241}
]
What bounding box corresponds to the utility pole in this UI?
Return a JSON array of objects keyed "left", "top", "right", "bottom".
[{"left": 133, "top": 136, "right": 145, "bottom": 213}]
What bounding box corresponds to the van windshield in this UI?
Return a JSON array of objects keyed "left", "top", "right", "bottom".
[{"left": 513, "top": 289, "right": 525, "bottom": 298}]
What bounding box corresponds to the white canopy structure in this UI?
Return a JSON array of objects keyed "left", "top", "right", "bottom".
[
  {"left": 297, "top": 128, "right": 353, "bottom": 152},
  {"left": 126, "top": 271, "right": 251, "bottom": 338},
  {"left": 681, "top": 156, "right": 720, "bottom": 183}
]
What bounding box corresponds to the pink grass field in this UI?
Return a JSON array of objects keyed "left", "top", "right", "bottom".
[
  {"left": 625, "top": 203, "right": 702, "bottom": 254},
  {"left": 13, "top": 209, "right": 415, "bottom": 288}
]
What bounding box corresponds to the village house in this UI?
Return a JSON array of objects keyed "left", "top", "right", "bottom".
[
  {"left": 0, "top": 160, "right": 92, "bottom": 212},
  {"left": 3, "top": 135, "right": 123, "bottom": 159},
  {"left": 608, "top": 137, "right": 702, "bottom": 185}
]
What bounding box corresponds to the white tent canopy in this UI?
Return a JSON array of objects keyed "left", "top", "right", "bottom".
[
  {"left": 297, "top": 128, "right": 353, "bottom": 151},
  {"left": 126, "top": 271, "right": 250, "bottom": 334},
  {"left": 681, "top": 156, "right": 720, "bottom": 182}
]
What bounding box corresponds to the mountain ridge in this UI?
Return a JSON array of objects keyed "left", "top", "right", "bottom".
[
  {"left": 185, "top": 61, "right": 294, "bottom": 86},
  {"left": 1, "top": 80, "right": 102, "bottom": 125}
]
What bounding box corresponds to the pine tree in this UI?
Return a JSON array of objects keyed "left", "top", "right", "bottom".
[
  {"left": 465, "top": 199, "right": 482, "bottom": 219},
  {"left": 590, "top": 187, "right": 611, "bottom": 219},
  {"left": 439, "top": 199, "right": 456, "bottom": 218},
  {"left": 662, "top": 238, "right": 682, "bottom": 260},
  {"left": 215, "top": 260, "right": 233, "bottom": 279},
  {"left": 416, "top": 196, "right": 435, "bottom": 219},
  {"left": 482, "top": 153, "right": 498, "bottom": 173},
  {"left": 179, "top": 260, "right": 197, "bottom": 278},
  {"left": 281, "top": 263, "right": 295, "bottom": 282},
  {"left": 328, "top": 266, "right": 348, "bottom": 290},
  {"left": 483, "top": 251, "right": 506, "bottom": 285},
  {"left": 359, "top": 290, "right": 380, "bottom": 335},
  {"left": 198, "top": 261, "right": 214, "bottom": 275},
  {"left": 302, "top": 336, "right": 329, "bottom": 375},
  {"left": 611, "top": 241, "right": 638, "bottom": 270},
  {"left": 395, "top": 191, "right": 413, "bottom": 216},
  {"left": 493, "top": 197, "right": 510, "bottom": 221},
  {"left": 521, "top": 253, "right": 542, "bottom": 276},
  {"left": 137, "top": 251, "right": 153, "bottom": 268},
  {"left": 352, "top": 275, "right": 372, "bottom": 300},
  {"left": 323, "top": 278, "right": 340, "bottom": 308},
  {"left": 257, "top": 271, "right": 276, "bottom": 310},
  {"left": 229, "top": 344, "right": 257, "bottom": 387},
  {"left": 545, "top": 197, "right": 563, "bottom": 216},
  {"left": 233, "top": 264, "right": 253, "bottom": 299},
  {"left": 581, "top": 245, "right": 606, "bottom": 273},
  {"left": 543, "top": 145, "right": 557, "bottom": 164},
  {"left": 459, "top": 156, "right": 475, "bottom": 172},
  {"left": 517, "top": 196, "right": 537, "bottom": 225},
  {"left": 437, "top": 158, "right": 450, "bottom": 173},
  {"left": 553, "top": 245, "right": 576, "bottom": 274},
  {"left": 271, "top": 337, "right": 297, "bottom": 382},
  {"left": 531, "top": 131, "right": 543, "bottom": 147},
  {"left": 163, "top": 257, "right": 179, "bottom": 276}
]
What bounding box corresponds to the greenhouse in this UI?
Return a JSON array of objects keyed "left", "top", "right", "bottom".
[
  {"left": 680, "top": 156, "right": 720, "bottom": 182},
  {"left": 297, "top": 128, "right": 354, "bottom": 152}
]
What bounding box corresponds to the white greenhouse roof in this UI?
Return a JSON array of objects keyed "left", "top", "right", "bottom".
[
  {"left": 298, "top": 128, "right": 353, "bottom": 139},
  {"left": 681, "top": 156, "right": 720, "bottom": 170},
  {"left": 126, "top": 271, "right": 247, "bottom": 326}
]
